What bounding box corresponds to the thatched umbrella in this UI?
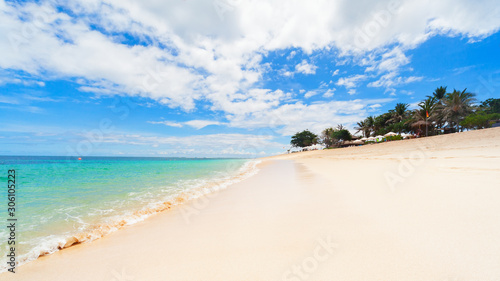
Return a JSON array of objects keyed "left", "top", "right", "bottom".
[
  {"left": 412, "top": 120, "right": 431, "bottom": 137},
  {"left": 411, "top": 120, "right": 430, "bottom": 127}
]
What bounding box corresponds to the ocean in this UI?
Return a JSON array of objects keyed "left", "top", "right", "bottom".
[{"left": 0, "top": 156, "right": 258, "bottom": 271}]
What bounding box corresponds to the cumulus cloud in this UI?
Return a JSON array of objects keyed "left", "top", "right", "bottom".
[
  {"left": 225, "top": 98, "right": 394, "bottom": 135},
  {"left": 304, "top": 90, "right": 318, "bottom": 98},
  {"left": 1, "top": 0, "right": 499, "bottom": 135},
  {"left": 295, "top": 60, "right": 317, "bottom": 75}
]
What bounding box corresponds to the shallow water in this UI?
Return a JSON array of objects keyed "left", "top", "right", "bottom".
[{"left": 0, "top": 156, "right": 256, "bottom": 271}]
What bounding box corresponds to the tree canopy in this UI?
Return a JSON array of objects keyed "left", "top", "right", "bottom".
[
  {"left": 321, "top": 126, "right": 352, "bottom": 148},
  {"left": 290, "top": 130, "right": 318, "bottom": 148}
]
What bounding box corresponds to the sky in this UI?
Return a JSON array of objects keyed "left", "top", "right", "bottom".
[{"left": 0, "top": 0, "right": 499, "bottom": 157}]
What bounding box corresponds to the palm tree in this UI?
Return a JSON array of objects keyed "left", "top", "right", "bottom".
[
  {"left": 431, "top": 86, "right": 447, "bottom": 100},
  {"left": 428, "top": 86, "right": 447, "bottom": 133},
  {"left": 411, "top": 97, "right": 437, "bottom": 136},
  {"left": 354, "top": 121, "right": 370, "bottom": 138},
  {"left": 366, "top": 116, "right": 375, "bottom": 136},
  {"left": 387, "top": 103, "right": 409, "bottom": 124},
  {"left": 442, "top": 88, "right": 476, "bottom": 132}
]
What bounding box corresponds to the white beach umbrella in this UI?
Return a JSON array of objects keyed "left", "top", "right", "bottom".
[
  {"left": 311, "top": 144, "right": 325, "bottom": 150},
  {"left": 384, "top": 132, "right": 398, "bottom": 137}
]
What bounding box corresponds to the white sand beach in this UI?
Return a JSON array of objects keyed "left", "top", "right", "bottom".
[{"left": 2, "top": 128, "right": 500, "bottom": 281}]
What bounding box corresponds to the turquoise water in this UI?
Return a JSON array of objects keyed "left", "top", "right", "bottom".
[{"left": 0, "top": 156, "right": 256, "bottom": 270}]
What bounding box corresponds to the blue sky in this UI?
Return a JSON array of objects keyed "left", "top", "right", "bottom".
[{"left": 1, "top": 0, "right": 499, "bottom": 157}]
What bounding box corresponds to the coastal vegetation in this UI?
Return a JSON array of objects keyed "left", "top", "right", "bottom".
[
  {"left": 290, "top": 129, "right": 318, "bottom": 148},
  {"left": 320, "top": 125, "right": 353, "bottom": 148},
  {"left": 291, "top": 86, "right": 500, "bottom": 148}
]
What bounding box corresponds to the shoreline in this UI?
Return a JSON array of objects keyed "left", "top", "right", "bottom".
[
  {"left": 1, "top": 159, "right": 261, "bottom": 274},
  {"left": 2, "top": 128, "right": 500, "bottom": 280}
]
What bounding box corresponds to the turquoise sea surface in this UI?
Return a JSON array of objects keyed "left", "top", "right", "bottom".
[{"left": 0, "top": 156, "right": 256, "bottom": 271}]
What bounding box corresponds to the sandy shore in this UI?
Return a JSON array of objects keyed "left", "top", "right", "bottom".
[{"left": 2, "top": 128, "right": 500, "bottom": 280}]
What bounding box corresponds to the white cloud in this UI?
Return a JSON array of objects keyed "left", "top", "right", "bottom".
[
  {"left": 287, "top": 50, "right": 297, "bottom": 60},
  {"left": 84, "top": 132, "right": 284, "bottom": 156},
  {"left": 374, "top": 47, "right": 410, "bottom": 73},
  {"left": 4, "top": 127, "right": 285, "bottom": 156},
  {"left": 1, "top": 0, "right": 499, "bottom": 137},
  {"left": 408, "top": 101, "right": 420, "bottom": 110},
  {"left": 147, "top": 121, "right": 183, "bottom": 128},
  {"left": 184, "top": 120, "right": 223, "bottom": 129},
  {"left": 295, "top": 60, "right": 317, "bottom": 75},
  {"left": 304, "top": 90, "right": 318, "bottom": 98},
  {"left": 368, "top": 73, "right": 423, "bottom": 88},
  {"left": 336, "top": 74, "right": 368, "bottom": 89},
  {"left": 148, "top": 120, "right": 224, "bottom": 129},
  {"left": 453, "top": 65, "right": 476, "bottom": 75},
  {"left": 226, "top": 98, "right": 394, "bottom": 136},
  {"left": 323, "top": 88, "right": 335, "bottom": 98},
  {"left": 348, "top": 89, "right": 357, "bottom": 95}
]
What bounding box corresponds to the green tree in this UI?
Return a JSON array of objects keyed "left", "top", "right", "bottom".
[
  {"left": 373, "top": 113, "right": 392, "bottom": 135},
  {"left": 386, "top": 120, "right": 411, "bottom": 134},
  {"left": 320, "top": 127, "right": 352, "bottom": 148},
  {"left": 461, "top": 112, "right": 500, "bottom": 130},
  {"left": 291, "top": 130, "right": 318, "bottom": 148},
  {"left": 331, "top": 129, "right": 352, "bottom": 143},
  {"left": 320, "top": 127, "right": 336, "bottom": 148},
  {"left": 479, "top": 98, "right": 500, "bottom": 114},
  {"left": 442, "top": 88, "right": 476, "bottom": 132},
  {"left": 387, "top": 103, "right": 409, "bottom": 124}
]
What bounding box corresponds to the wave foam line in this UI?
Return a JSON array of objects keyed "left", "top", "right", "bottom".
[{"left": 0, "top": 160, "right": 261, "bottom": 273}]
